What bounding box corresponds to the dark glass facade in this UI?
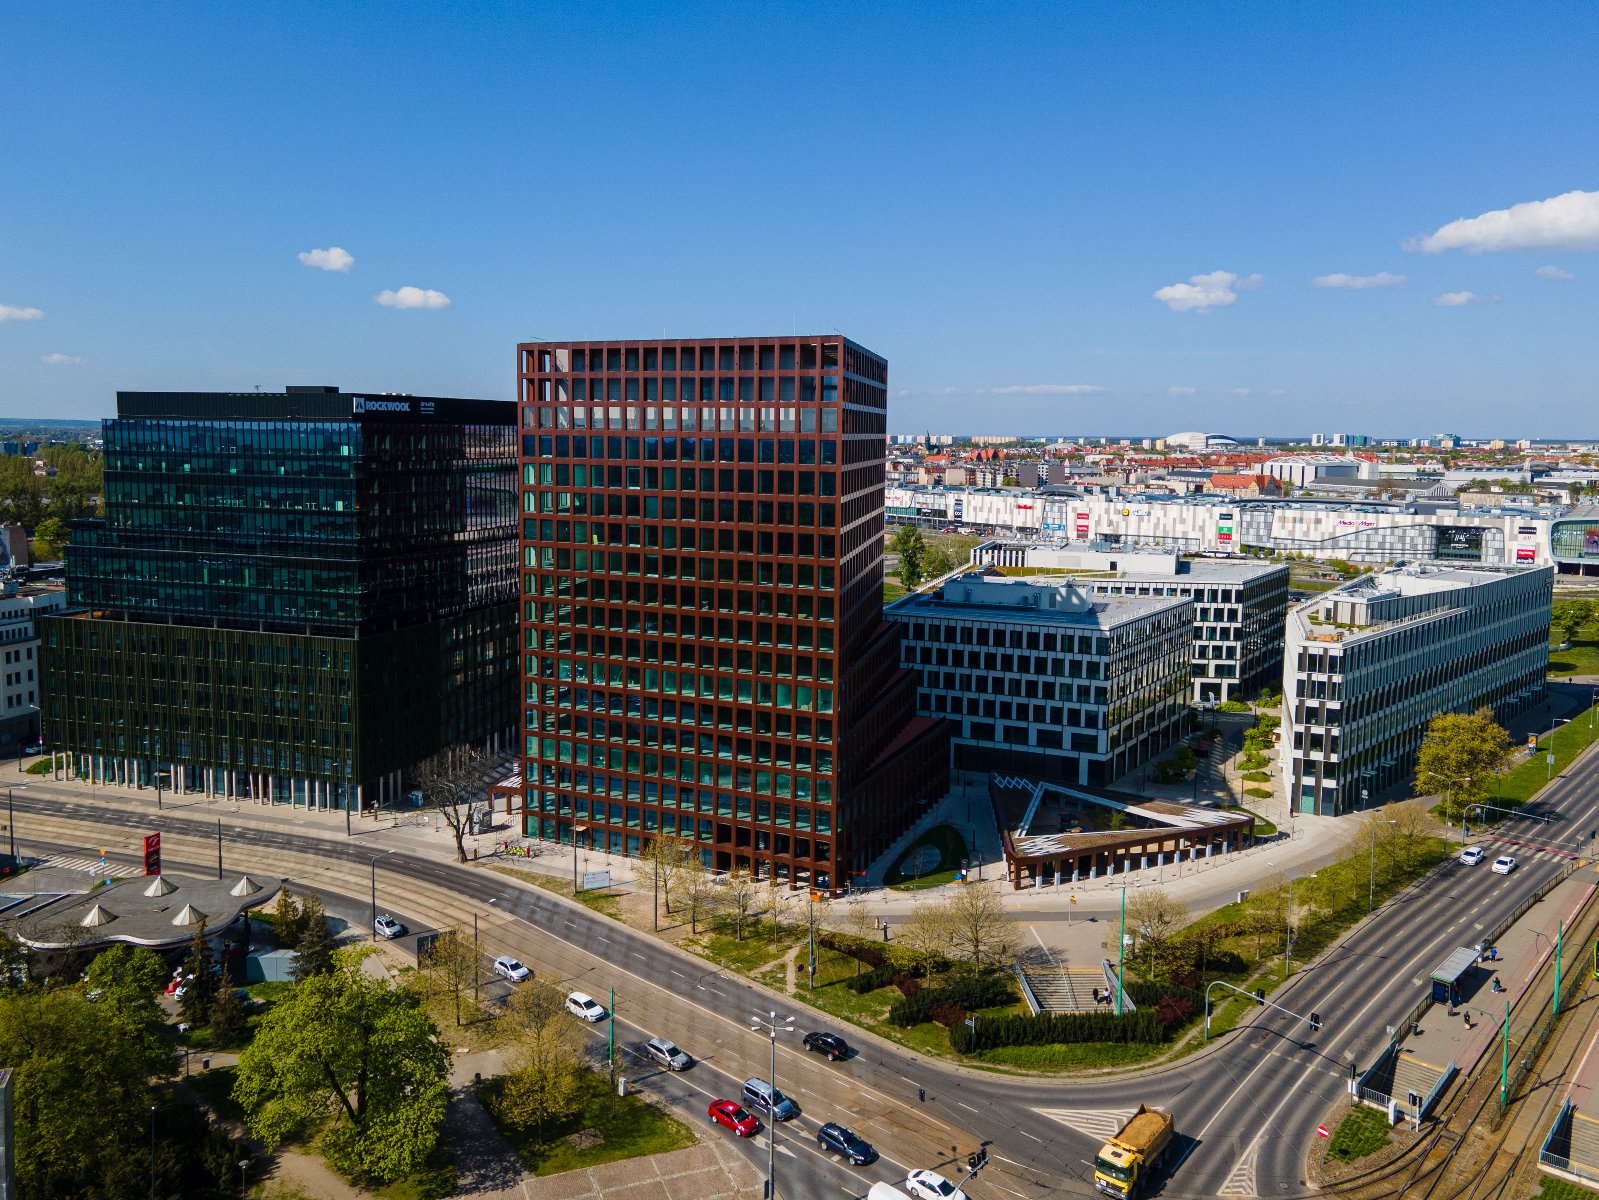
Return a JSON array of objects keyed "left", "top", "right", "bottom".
[
  {"left": 41, "top": 388, "right": 519, "bottom": 811},
  {"left": 519, "top": 339, "right": 947, "bottom": 893}
]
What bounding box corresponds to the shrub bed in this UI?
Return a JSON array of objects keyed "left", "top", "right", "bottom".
[
  {"left": 888, "top": 973, "right": 1014, "bottom": 1026},
  {"left": 950, "top": 1009, "right": 1164, "bottom": 1052}
]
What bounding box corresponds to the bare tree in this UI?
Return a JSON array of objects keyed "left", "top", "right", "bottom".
[
  {"left": 640, "top": 835, "right": 696, "bottom": 916},
  {"left": 677, "top": 848, "right": 716, "bottom": 936},
  {"left": 501, "top": 977, "right": 566, "bottom": 1035},
  {"left": 1126, "top": 888, "right": 1188, "bottom": 976},
  {"left": 899, "top": 886, "right": 1021, "bottom": 972},
  {"left": 499, "top": 1013, "right": 587, "bottom": 1144},
  {"left": 414, "top": 744, "right": 492, "bottom": 864},
  {"left": 719, "top": 867, "right": 761, "bottom": 941},
  {"left": 422, "top": 927, "right": 478, "bottom": 1026}
]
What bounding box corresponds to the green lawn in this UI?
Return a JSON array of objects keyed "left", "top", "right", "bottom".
[
  {"left": 1495, "top": 704, "right": 1599, "bottom": 808},
  {"left": 477, "top": 1067, "right": 696, "bottom": 1177},
  {"left": 692, "top": 922, "right": 800, "bottom": 975},
  {"left": 883, "top": 579, "right": 909, "bottom": 604},
  {"left": 367, "top": 1141, "right": 457, "bottom": 1200},
  {"left": 488, "top": 865, "right": 624, "bottom": 919},
  {"left": 1549, "top": 639, "right": 1599, "bottom": 677},
  {"left": 1327, "top": 1105, "right": 1392, "bottom": 1162},
  {"left": 973, "top": 1041, "right": 1166, "bottom": 1072},
  {"left": 885, "top": 824, "right": 969, "bottom": 889},
  {"left": 1535, "top": 1175, "right": 1599, "bottom": 1200},
  {"left": 187, "top": 1065, "right": 245, "bottom": 1123},
  {"left": 1240, "top": 808, "right": 1277, "bottom": 837}
]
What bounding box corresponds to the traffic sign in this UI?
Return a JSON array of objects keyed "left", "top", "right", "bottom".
[
  {"left": 1317, "top": 1125, "right": 1330, "bottom": 1139},
  {"left": 1069, "top": 895, "right": 1077, "bottom": 904}
]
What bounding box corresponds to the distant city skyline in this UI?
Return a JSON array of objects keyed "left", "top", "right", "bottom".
[{"left": 2, "top": 2, "right": 1595, "bottom": 433}]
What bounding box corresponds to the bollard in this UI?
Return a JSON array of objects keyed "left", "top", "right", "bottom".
[{"left": 618, "top": 1076, "right": 628, "bottom": 1097}]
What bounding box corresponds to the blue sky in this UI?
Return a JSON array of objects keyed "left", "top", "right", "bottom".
[{"left": 3, "top": 2, "right": 1596, "bottom": 436}]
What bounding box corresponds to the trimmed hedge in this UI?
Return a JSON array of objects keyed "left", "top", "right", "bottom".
[
  {"left": 845, "top": 964, "right": 897, "bottom": 994},
  {"left": 950, "top": 1009, "right": 1164, "bottom": 1052},
  {"left": 888, "top": 973, "right": 1015, "bottom": 1026}
]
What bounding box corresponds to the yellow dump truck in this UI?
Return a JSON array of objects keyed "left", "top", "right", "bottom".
[{"left": 1094, "top": 1104, "right": 1174, "bottom": 1198}]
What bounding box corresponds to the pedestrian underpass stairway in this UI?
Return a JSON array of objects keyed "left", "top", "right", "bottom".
[
  {"left": 1390, "top": 1047, "right": 1448, "bottom": 1111},
  {"left": 1566, "top": 1111, "right": 1599, "bottom": 1176},
  {"left": 1018, "top": 962, "right": 1104, "bottom": 1013}
]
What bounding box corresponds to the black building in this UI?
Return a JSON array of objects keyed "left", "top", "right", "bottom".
[{"left": 40, "top": 387, "right": 518, "bottom": 813}]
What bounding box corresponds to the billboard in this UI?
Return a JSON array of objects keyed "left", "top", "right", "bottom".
[{"left": 143, "top": 833, "right": 161, "bottom": 876}]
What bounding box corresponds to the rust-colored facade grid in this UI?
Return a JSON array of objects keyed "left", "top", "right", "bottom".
[{"left": 518, "top": 337, "right": 948, "bottom": 893}]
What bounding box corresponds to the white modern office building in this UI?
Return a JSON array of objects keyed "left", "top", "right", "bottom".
[
  {"left": 1281, "top": 563, "right": 1551, "bottom": 817},
  {"left": 887, "top": 573, "right": 1192, "bottom": 786},
  {"left": 0, "top": 577, "right": 63, "bottom": 753},
  {"left": 969, "top": 543, "right": 1290, "bottom": 703}
]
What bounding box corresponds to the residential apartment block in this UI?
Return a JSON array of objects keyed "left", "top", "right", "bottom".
[
  {"left": 1281, "top": 563, "right": 1551, "bottom": 816},
  {"left": 41, "top": 387, "right": 520, "bottom": 811},
  {"left": 517, "top": 337, "right": 946, "bottom": 894},
  {"left": 888, "top": 573, "right": 1192, "bottom": 786}
]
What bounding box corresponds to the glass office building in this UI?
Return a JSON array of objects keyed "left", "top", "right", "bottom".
[
  {"left": 518, "top": 338, "right": 948, "bottom": 893},
  {"left": 40, "top": 387, "right": 519, "bottom": 812}
]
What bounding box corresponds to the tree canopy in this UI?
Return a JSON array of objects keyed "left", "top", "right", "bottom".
[
  {"left": 1413, "top": 707, "right": 1513, "bottom": 817},
  {"left": 234, "top": 949, "right": 449, "bottom": 1184}
]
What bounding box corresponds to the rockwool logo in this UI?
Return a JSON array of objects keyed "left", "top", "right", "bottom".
[{"left": 352, "top": 397, "right": 411, "bottom": 414}]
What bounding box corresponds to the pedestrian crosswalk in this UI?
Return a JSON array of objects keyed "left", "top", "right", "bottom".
[
  {"left": 1035, "top": 1107, "right": 1133, "bottom": 1143},
  {"left": 39, "top": 854, "right": 138, "bottom": 878}
]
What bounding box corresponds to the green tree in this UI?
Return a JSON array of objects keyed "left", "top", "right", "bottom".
[
  {"left": 271, "top": 887, "right": 304, "bottom": 949},
  {"left": 922, "top": 544, "right": 958, "bottom": 580},
  {"left": 0, "top": 927, "right": 30, "bottom": 989},
  {"left": 234, "top": 948, "right": 449, "bottom": 1184},
  {"left": 889, "top": 524, "right": 926, "bottom": 589},
  {"left": 1413, "top": 707, "right": 1512, "bottom": 816},
  {"left": 291, "top": 892, "right": 336, "bottom": 981},
  {"left": 1126, "top": 888, "right": 1188, "bottom": 978},
  {"left": 496, "top": 1014, "right": 586, "bottom": 1143},
  {"left": 178, "top": 920, "right": 220, "bottom": 1028},
  {"left": 29, "top": 516, "right": 70, "bottom": 559},
  {"left": 209, "top": 978, "right": 248, "bottom": 1045},
  {"left": 84, "top": 943, "right": 167, "bottom": 1032},
  {"left": 0, "top": 989, "right": 172, "bottom": 1197}
]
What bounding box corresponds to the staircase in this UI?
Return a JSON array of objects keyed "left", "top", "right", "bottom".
[
  {"left": 1568, "top": 1112, "right": 1599, "bottom": 1176},
  {"left": 1391, "top": 1049, "right": 1448, "bottom": 1112},
  {"left": 1017, "top": 962, "right": 1105, "bottom": 1013}
]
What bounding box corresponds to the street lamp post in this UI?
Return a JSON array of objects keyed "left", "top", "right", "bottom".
[
  {"left": 5, "top": 784, "right": 25, "bottom": 864},
  {"left": 1546, "top": 719, "right": 1571, "bottom": 783},
  {"left": 1422, "top": 772, "right": 1471, "bottom": 830},
  {"left": 369, "top": 849, "right": 395, "bottom": 939},
  {"left": 750, "top": 1010, "right": 795, "bottom": 1199}
]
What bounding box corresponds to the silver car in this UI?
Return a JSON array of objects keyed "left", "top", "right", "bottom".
[{"left": 644, "top": 1037, "right": 693, "bottom": 1071}]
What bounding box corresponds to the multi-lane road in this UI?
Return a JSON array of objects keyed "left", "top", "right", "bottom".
[{"left": 11, "top": 741, "right": 1599, "bottom": 1198}]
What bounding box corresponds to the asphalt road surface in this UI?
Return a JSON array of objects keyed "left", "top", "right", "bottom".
[{"left": 12, "top": 748, "right": 1599, "bottom": 1199}]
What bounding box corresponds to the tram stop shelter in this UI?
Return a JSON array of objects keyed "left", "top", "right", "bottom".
[{"left": 1430, "top": 946, "right": 1479, "bottom": 1007}]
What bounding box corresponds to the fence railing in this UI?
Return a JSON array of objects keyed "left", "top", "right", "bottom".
[
  {"left": 1014, "top": 965, "right": 1042, "bottom": 1016},
  {"left": 1540, "top": 1101, "right": 1574, "bottom": 1170}
]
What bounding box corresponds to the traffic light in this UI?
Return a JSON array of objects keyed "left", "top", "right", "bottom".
[
  {"left": 968, "top": 1154, "right": 981, "bottom": 1171},
  {"left": 1310, "top": 1012, "right": 1322, "bottom": 1031},
  {"left": 1255, "top": 988, "right": 1265, "bottom": 1006}
]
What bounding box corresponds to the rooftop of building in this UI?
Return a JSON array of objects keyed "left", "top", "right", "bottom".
[
  {"left": 888, "top": 572, "right": 1189, "bottom": 629},
  {"left": 1288, "top": 561, "right": 1547, "bottom": 647},
  {"left": 115, "top": 386, "right": 513, "bottom": 424},
  {"left": 4, "top": 871, "right": 281, "bottom": 950}
]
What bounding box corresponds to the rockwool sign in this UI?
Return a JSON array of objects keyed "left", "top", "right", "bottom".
[{"left": 351, "top": 396, "right": 413, "bottom": 414}]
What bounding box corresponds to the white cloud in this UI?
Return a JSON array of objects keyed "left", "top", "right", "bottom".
[
  {"left": 1434, "top": 291, "right": 1479, "bottom": 307},
  {"left": 1411, "top": 189, "right": 1599, "bottom": 253},
  {"left": 1168, "top": 386, "right": 1196, "bottom": 396},
  {"left": 1311, "top": 271, "right": 1406, "bottom": 289},
  {"left": 1537, "top": 265, "right": 1576, "bottom": 280},
  {"left": 298, "top": 246, "right": 354, "bottom": 272},
  {"left": 375, "top": 286, "right": 451, "bottom": 310},
  {"left": 1231, "top": 387, "right": 1254, "bottom": 396},
  {"left": 1154, "top": 270, "right": 1258, "bottom": 312},
  {"left": 41, "top": 353, "right": 84, "bottom": 365},
  {"left": 987, "top": 383, "right": 1104, "bottom": 395},
  {"left": 0, "top": 304, "right": 44, "bottom": 322}
]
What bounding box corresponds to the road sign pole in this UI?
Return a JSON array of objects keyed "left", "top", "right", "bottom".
[
  {"left": 1117, "top": 887, "right": 1125, "bottom": 1016},
  {"left": 1501, "top": 998, "right": 1510, "bottom": 1105},
  {"left": 1555, "top": 920, "right": 1563, "bottom": 1017}
]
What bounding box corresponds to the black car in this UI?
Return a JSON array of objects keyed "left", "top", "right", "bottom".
[
  {"left": 803, "top": 1031, "right": 850, "bottom": 1060},
  {"left": 817, "top": 1122, "right": 878, "bottom": 1165}
]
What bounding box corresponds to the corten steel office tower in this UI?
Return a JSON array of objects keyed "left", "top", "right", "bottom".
[
  {"left": 40, "top": 387, "right": 519, "bottom": 814},
  {"left": 518, "top": 337, "right": 947, "bottom": 893}
]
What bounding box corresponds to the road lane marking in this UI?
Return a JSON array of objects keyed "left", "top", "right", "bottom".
[
  {"left": 1035, "top": 1108, "right": 1130, "bottom": 1142},
  {"left": 1219, "top": 1136, "right": 1262, "bottom": 1195}
]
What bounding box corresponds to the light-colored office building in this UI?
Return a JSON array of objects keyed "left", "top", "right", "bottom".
[
  {"left": 888, "top": 573, "right": 1192, "bottom": 786},
  {"left": 0, "top": 577, "right": 64, "bottom": 753},
  {"left": 1281, "top": 563, "right": 1551, "bottom": 816},
  {"left": 969, "top": 544, "right": 1290, "bottom": 703}
]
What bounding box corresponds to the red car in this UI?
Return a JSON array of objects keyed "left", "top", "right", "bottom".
[{"left": 708, "top": 1099, "right": 759, "bottom": 1137}]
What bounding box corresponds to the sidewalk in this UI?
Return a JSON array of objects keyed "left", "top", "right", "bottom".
[{"left": 1400, "top": 868, "right": 1596, "bottom": 1082}]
